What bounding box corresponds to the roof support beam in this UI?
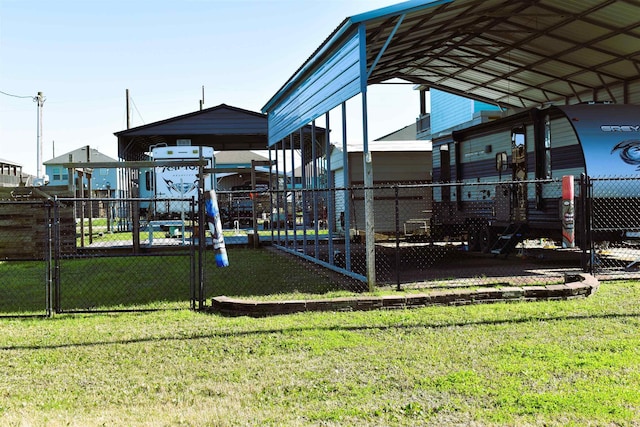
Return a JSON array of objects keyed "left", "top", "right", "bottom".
[{"left": 367, "top": 14, "right": 405, "bottom": 80}]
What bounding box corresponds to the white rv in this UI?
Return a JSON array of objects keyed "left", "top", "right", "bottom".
[{"left": 139, "top": 145, "right": 215, "bottom": 219}]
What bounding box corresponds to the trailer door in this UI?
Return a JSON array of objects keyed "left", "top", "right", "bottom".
[{"left": 511, "top": 126, "right": 527, "bottom": 222}]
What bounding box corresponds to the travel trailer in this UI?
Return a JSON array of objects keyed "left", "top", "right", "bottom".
[
  {"left": 431, "top": 103, "right": 640, "bottom": 252},
  {"left": 139, "top": 144, "right": 215, "bottom": 219}
]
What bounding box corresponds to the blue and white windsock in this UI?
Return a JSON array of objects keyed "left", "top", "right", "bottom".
[{"left": 205, "top": 189, "right": 229, "bottom": 267}]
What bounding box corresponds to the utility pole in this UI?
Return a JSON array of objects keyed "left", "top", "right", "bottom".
[
  {"left": 34, "top": 91, "right": 46, "bottom": 180},
  {"left": 126, "top": 89, "right": 131, "bottom": 129}
]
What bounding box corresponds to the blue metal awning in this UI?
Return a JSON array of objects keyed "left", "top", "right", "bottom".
[{"left": 263, "top": 0, "right": 451, "bottom": 146}]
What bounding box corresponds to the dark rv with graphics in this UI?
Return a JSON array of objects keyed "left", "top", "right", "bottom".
[{"left": 431, "top": 103, "right": 640, "bottom": 253}]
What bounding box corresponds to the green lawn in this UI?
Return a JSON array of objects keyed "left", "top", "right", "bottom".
[
  {"left": 0, "top": 281, "right": 638, "bottom": 426},
  {"left": 0, "top": 249, "right": 358, "bottom": 314}
]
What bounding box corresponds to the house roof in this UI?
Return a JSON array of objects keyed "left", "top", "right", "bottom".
[
  {"left": 44, "top": 146, "right": 118, "bottom": 165},
  {"left": 375, "top": 122, "right": 419, "bottom": 141},
  {"left": 215, "top": 150, "right": 269, "bottom": 166},
  {"left": 0, "top": 158, "right": 23, "bottom": 167},
  {"left": 263, "top": 0, "right": 640, "bottom": 144}
]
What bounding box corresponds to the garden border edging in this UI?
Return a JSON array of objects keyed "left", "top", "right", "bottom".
[{"left": 208, "top": 273, "right": 599, "bottom": 317}]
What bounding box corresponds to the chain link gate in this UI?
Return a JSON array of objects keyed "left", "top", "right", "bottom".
[{"left": 52, "top": 196, "right": 199, "bottom": 314}]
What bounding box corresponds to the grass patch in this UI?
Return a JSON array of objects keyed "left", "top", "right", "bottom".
[{"left": 0, "top": 281, "right": 638, "bottom": 425}]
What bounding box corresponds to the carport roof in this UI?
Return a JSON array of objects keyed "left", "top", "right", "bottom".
[
  {"left": 114, "top": 104, "right": 325, "bottom": 161},
  {"left": 114, "top": 104, "right": 269, "bottom": 160},
  {"left": 264, "top": 0, "right": 640, "bottom": 114}
]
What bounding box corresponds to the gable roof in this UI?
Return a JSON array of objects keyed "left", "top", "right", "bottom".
[
  {"left": 44, "top": 146, "right": 118, "bottom": 165},
  {"left": 114, "top": 104, "right": 269, "bottom": 160},
  {"left": 375, "top": 122, "right": 419, "bottom": 141},
  {"left": 114, "top": 103, "right": 325, "bottom": 161}
]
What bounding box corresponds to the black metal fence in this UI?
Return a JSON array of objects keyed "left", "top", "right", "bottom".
[
  {"left": 587, "top": 176, "right": 640, "bottom": 275},
  {"left": 1, "top": 175, "right": 639, "bottom": 316}
]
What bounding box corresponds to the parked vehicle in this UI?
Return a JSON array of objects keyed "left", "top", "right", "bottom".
[
  {"left": 431, "top": 103, "right": 640, "bottom": 252},
  {"left": 219, "top": 184, "right": 271, "bottom": 229}
]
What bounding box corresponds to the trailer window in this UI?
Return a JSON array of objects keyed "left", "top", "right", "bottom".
[
  {"left": 512, "top": 127, "right": 525, "bottom": 146},
  {"left": 440, "top": 145, "right": 451, "bottom": 201},
  {"left": 496, "top": 152, "right": 508, "bottom": 172},
  {"left": 145, "top": 170, "right": 153, "bottom": 191},
  {"left": 440, "top": 145, "right": 451, "bottom": 181}
]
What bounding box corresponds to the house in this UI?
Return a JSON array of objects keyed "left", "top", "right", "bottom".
[
  {"left": 0, "top": 158, "right": 32, "bottom": 188},
  {"left": 416, "top": 88, "right": 503, "bottom": 141},
  {"left": 44, "top": 146, "right": 118, "bottom": 198}
]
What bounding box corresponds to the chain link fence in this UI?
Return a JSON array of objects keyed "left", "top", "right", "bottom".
[
  {"left": 1, "top": 175, "right": 639, "bottom": 316},
  {"left": 260, "top": 182, "right": 575, "bottom": 293},
  {"left": 0, "top": 200, "right": 52, "bottom": 317},
  {"left": 588, "top": 176, "right": 640, "bottom": 276}
]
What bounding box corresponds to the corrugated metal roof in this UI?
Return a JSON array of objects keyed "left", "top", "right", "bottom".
[
  {"left": 263, "top": 0, "right": 640, "bottom": 144},
  {"left": 362, "top": 0, "right": 640, "bottom": 106}
]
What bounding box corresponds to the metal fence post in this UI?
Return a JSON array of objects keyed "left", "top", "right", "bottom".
[
  {"left": 45, "top": 200, "right": 53, "bottom": 317},
  {"left": 190, "top": 196, "right": 197, "bottom": 311},
  {"left": 394, "top": 185, "right": 401, "bottom": 291},
  {"left": 197, "top": 191, "right": 206, "bottom": 311},
  {"left": 52, "top": 197, "right": 61, "bottom": 315},
  {"left": 580, "top": 173, "right": 593, "bottom": 274}
]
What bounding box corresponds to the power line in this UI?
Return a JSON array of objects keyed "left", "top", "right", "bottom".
[
  {"left": 0, "top": 90, "right": 34, "bottom": 99},
  {"left": 129, "top": 95, "right": 145, "bottom": 125}
]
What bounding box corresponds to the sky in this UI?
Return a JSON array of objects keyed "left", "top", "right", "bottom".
[{"left": 0, "top": 0, "right": 423, "bottom": 176}]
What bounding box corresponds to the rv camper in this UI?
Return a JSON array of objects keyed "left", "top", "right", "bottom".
[
  {"left": 431, "top": 103, "right": 640, "bottom": 252},
  {"left": 139, "top": 145, "right": 215, "bottom": 219}
]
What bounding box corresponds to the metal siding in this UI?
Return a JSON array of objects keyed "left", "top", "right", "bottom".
[
  {"left": 431, "top": 90, "right": 474, "bottom": 134},
  {"left": 268, "top": 32, "right": 361, "bottom": 145}
]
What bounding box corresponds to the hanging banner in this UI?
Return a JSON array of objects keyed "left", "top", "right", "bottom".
[{"left": 205, "top": 189, "right": 229, "bottom": 267}]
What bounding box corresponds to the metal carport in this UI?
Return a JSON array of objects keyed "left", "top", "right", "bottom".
[
  {"left": 113, "top": 103, "right": 324, "bottom": 193},
  {"left": 262, "top": 0, "right": 640, "bottom": 289},
  {"left": 111, "top": 104, "right": 324, "bottom": 249}
]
